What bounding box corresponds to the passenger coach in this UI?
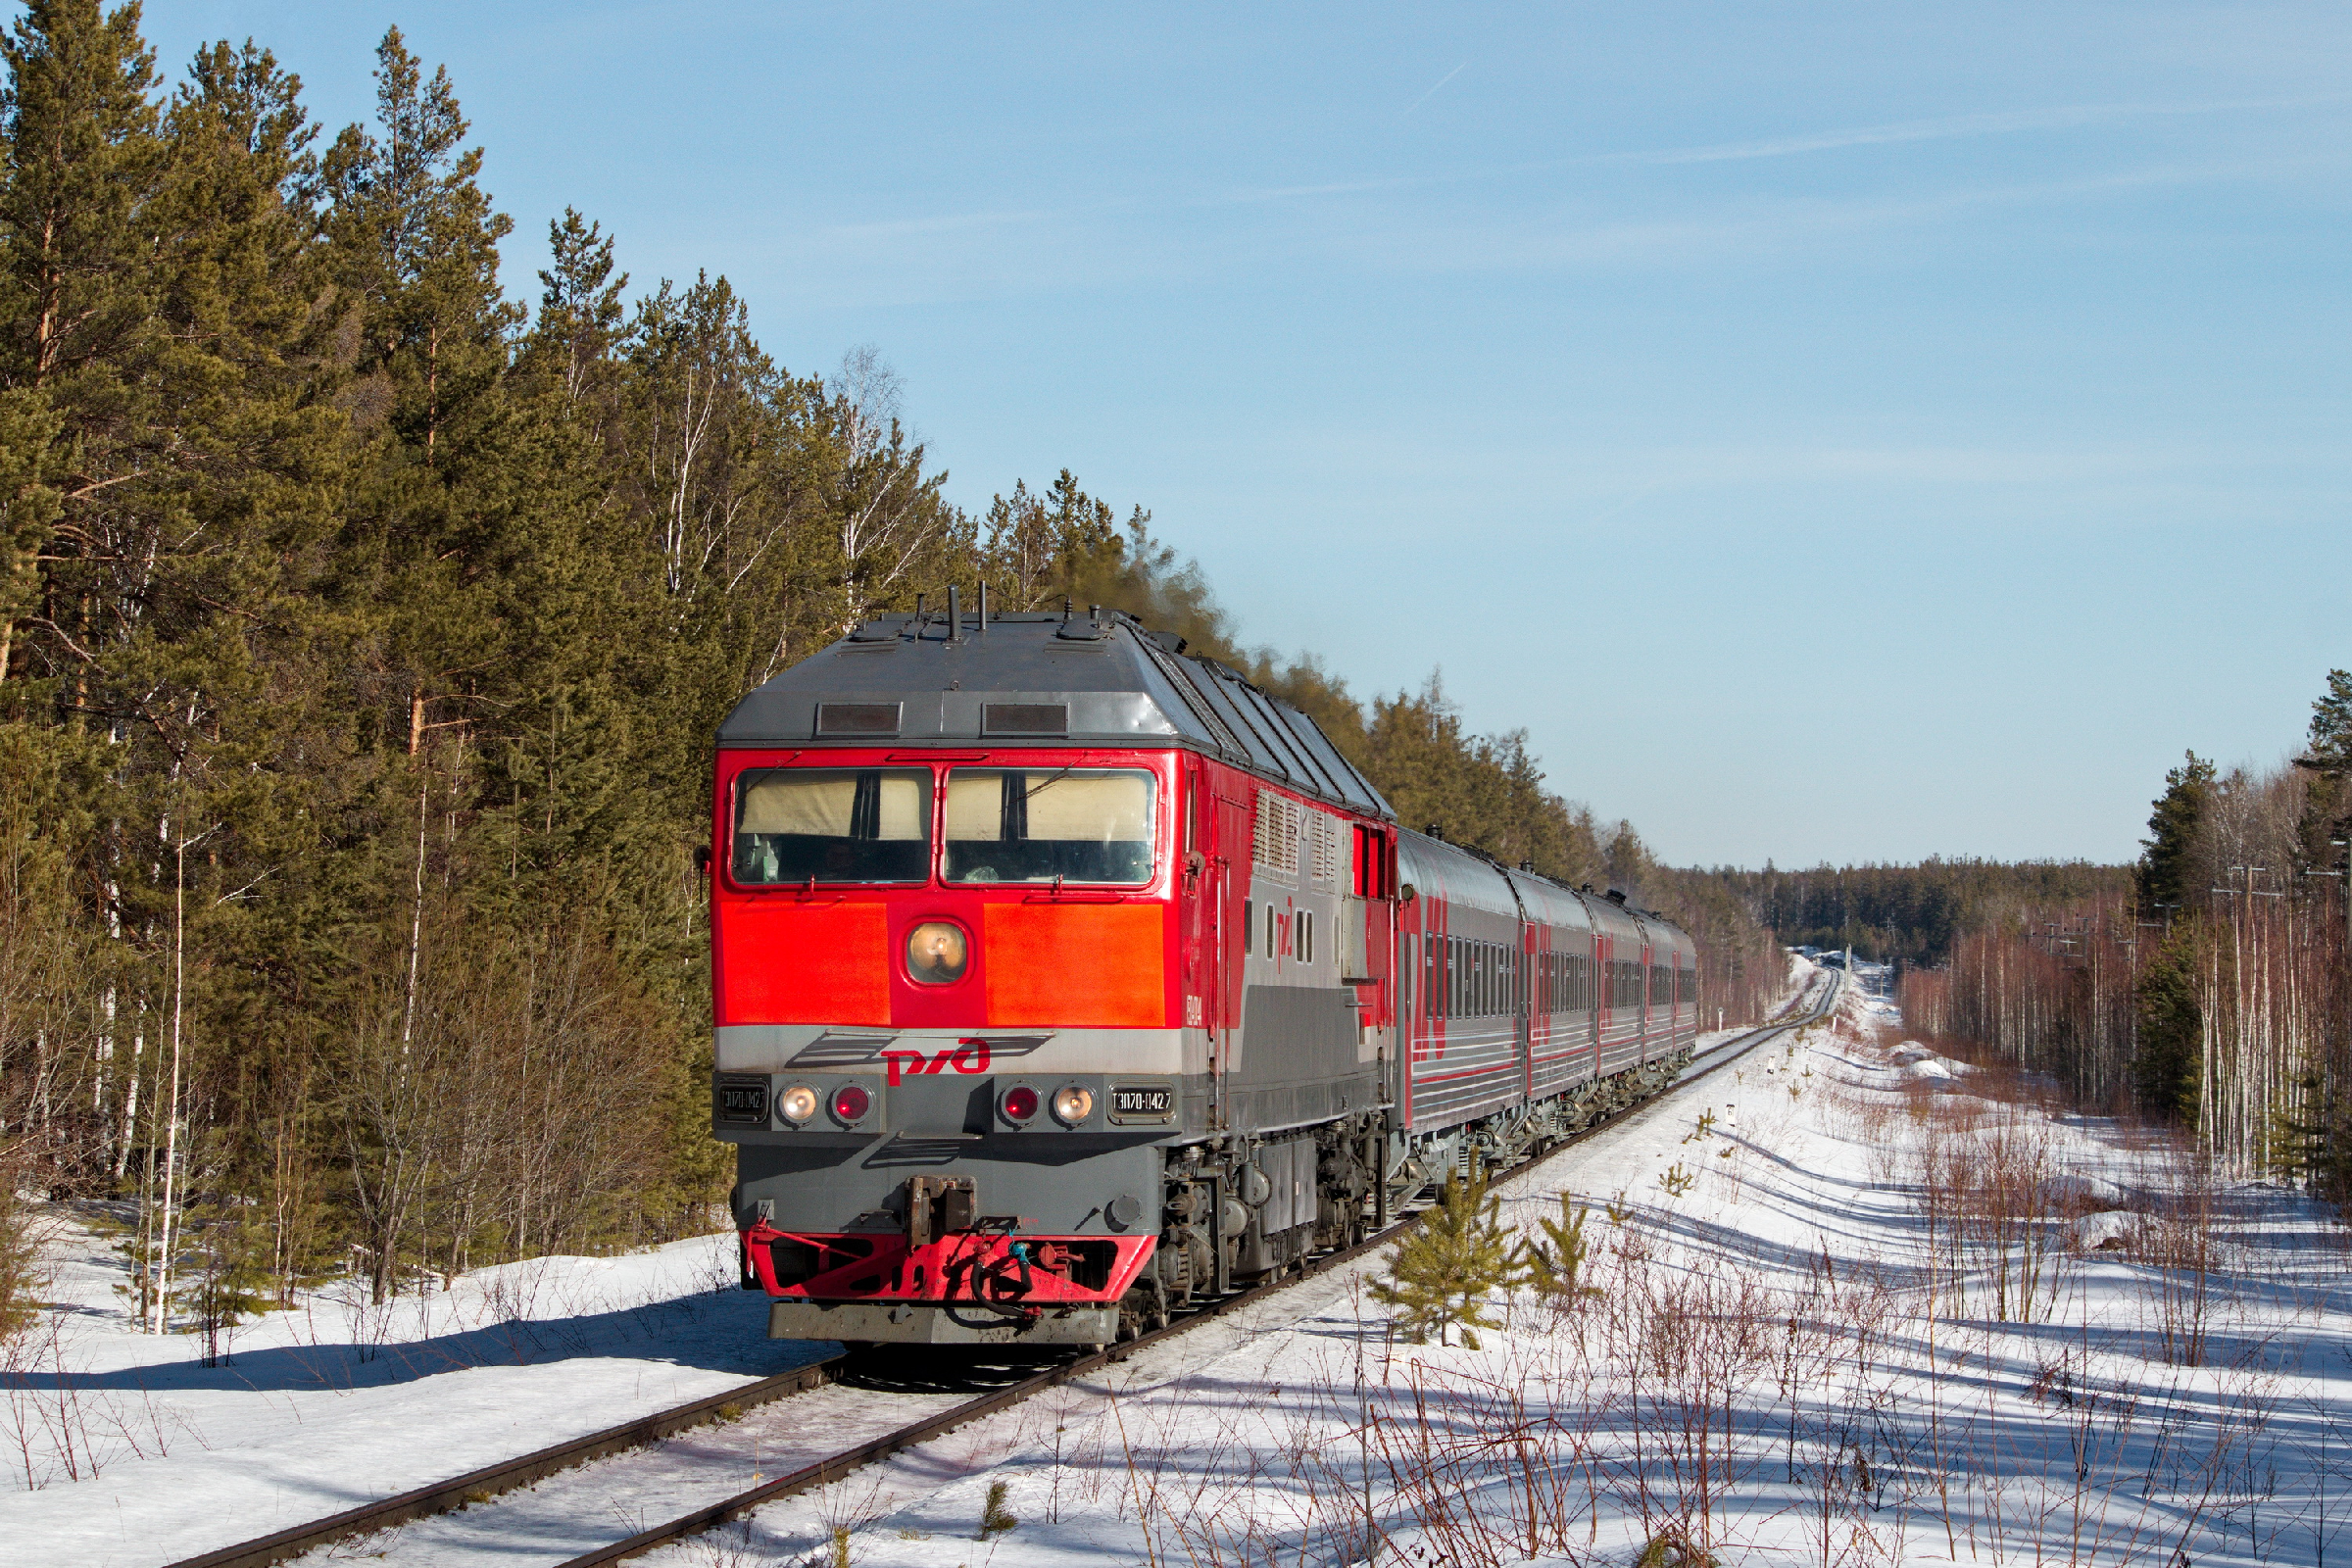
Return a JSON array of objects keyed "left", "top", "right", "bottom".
[{"left": 710, "top": 598, "right": 1697, "bottom": 1348}]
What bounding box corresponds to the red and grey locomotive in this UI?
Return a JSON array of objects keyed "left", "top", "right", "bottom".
[{"left": 711, "top": 597, "right": 1697, "bottom": 1348}]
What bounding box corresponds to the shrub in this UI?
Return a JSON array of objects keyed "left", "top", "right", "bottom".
[{"left": 1370, "top": 1160, "right": 1527, "bottom": 1348}]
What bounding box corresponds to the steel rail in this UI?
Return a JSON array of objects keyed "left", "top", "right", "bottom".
[
  {"left": 162, "top": 1361, "right": 840, "bottom": 1568},
  {"left": 169, "top": 976, "right": 1839, "bottom": 1568}
]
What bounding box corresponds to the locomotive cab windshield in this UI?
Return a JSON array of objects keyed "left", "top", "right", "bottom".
[
  {"left": 944, "top": 766, "right": 1155, "bottom": 884},
  {"left": 729, "top": 763, "right": 1159, "bottom": 886},
  {"left": 732, "top": 766, "right": 929, "bottom": 883}
]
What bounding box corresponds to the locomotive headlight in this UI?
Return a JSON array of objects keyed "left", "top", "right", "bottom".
[
  {"left": 829, "top": 1084, "right": 872, "bottom": 1125},
  {"left": 1051, "top": 1085, "right": 1095, "bottom": 1126},
  {"left": 1000, "top": 1084, "right": 1040, "bottom": 1125},
  {"left": 778, "top": 1085, "right": 818, "bottom": 1125},
  {"left": 906, "top": 921, "right": 969, "bottom": 984}
]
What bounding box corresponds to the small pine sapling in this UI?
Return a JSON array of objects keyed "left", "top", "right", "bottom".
[
  {"left": 980, "top": 1478, "right": 1017, "bottom": 1538},
  {"left": 1525, "top": 1193, "right": 1600, "bottom": 1302},
  {"left": 1636, "top": 1526, "right": 1721, "bottom": 1568},
  {"left": 1659, "top": 1162, "right": 1696, "bottom": 1198},
  {"left": 1683, "top": 1108, "right": 1718, "bottom": 1144},
  {"left": 1604, "top": 1190, "right": 1635, "bottom": 1226},
  {"left": 1370, "top": 1160, "right": 1527, "bottom": 1348}
]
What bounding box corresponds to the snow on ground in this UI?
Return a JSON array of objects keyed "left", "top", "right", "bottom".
[
  {"left": 19, "top": 956, "right": 2345, "bottom": 1568},
  {"left": 0, "top": 1218, "right": 819, "bottom": 1565},
  {"left": 643, "top": 962, "right": 2352, "bottom": 1568}
]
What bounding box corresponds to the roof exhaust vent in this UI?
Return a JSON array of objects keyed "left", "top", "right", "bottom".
[
  {"left": 982, "top": 703, "right": 1068, "bottom": 736},
  {"left": 816, "top": 702, "right": 901, "bottom": 737},
  {"left": 947, "top": 586, "right": 962, "bottom": 644}
]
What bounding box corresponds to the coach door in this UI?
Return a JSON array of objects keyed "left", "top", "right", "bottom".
[{"left": 1209, "top": 788, "right": 1254, "bottom": 1097}]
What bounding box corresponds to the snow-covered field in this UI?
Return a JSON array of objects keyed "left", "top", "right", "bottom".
[
  {"left": 10, "top": 958, "right": 2348, "bottom": 1568},
  {"left": 0, "top": 1217, "right": 817, "bottom": 1564},
  {"left": 647, "top": 963, "right": 2351, "bottom": 1568}
]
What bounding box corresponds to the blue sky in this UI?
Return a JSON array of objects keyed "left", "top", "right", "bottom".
[{"left": 135, "top": 3, "right": 2352, "bottom": 867}]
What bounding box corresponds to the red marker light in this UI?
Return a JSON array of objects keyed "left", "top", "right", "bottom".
[
  {"left": 830, "top": 1084, "right": 871, "bottom": 1123},
  {"left": 1001, "top": 1085, "right": 1040, "bottom": 1124}
]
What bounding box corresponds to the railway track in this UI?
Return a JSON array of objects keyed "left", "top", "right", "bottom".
[{"left": 170, "top": 975, "right": 1839, "bottom": 1568}]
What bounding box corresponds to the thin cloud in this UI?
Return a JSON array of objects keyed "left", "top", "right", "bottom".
[
  {"left": 1358, "top": 153, "right": 2340, "bottom": 274},
  {"left": 1220, "top": 94, "right": 2329, "bottom": 209},
  {"left": 1401, "top": 63, "right": 1467, "bottom": 119},
  {"left": 1604, "top": 96, "right": 2322, "bottom": 167},
  {"left": 812, "top": 209, "right": 1046, "bottom": 242}
]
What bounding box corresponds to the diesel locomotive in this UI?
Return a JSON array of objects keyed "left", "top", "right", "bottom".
[{"left": 712, "top": 596, "right": 1698, "bottom": 1348}]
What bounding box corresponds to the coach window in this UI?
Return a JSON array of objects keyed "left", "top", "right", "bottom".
[
  {"left": 1401, "top": 935, "right": 1415, "bottom": 1015},
  {"left": 1266, "top": 903, "right": 1278, "bottom": 958},
  {"left": 733, "top": 767, "right": 930, "bottom": 884},
  {"left": 944, "top": 768, "right": 1155, "bottom": 884}
]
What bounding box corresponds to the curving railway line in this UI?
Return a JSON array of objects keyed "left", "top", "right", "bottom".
[{"left": 166, "top": 972, "right": 1839, "bottom": 1568}]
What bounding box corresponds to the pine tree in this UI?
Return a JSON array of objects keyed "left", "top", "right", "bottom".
[
  {"left": 2293, "top": 669, "right": 2352, "bottom": 867},
  {"left": 0, "top": 387, "right": 62, "bottom": 681},
  {"left": 0, "top": 0, "right": 162, "bottom": 389},
  {"left": 2132, "top": 921, "right": 2202, "bottom": 1126},
  {"left": 524, "top": 207, "right": 627, "bottom": 406},
  {"left": 2136, "top": 751, "right": 2214, "bottom": 916},
  {"left": 1370, "top": 1160, "right": 1528, "bottom": 1348},
  {"left": 1524, "top": 1191, "right": 1599, "bottom": 1302}
]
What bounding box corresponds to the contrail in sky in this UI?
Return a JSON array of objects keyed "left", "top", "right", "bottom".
[{"left": 1402, "top": 63, "right": 1467, "bottom": 118}]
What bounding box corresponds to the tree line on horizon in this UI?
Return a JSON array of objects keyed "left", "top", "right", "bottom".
[
  {"left": 1897, "top": 673, "right": 2352, "bottom": 1193},
  {"left": 1716, "top": 858, "right": 2133, "bottom": 967},
  {"left": 0, "top": 4, "right": 1784, "bottom": 1336}
]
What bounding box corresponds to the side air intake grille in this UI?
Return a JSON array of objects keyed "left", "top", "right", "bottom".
[
  {"left": 1253, "top": 790, "right": 1301, "bottom": 875},
  {"left": 816, "top": 702, "right": 901, "bottom": 736}
]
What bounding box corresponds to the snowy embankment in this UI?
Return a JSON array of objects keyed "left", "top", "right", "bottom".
[
  {"left": 646, "top": 959, "right": 2349, "bottom": 1568},
  {"left": 15, "top": 956, "right": 2346, "bottom": 1568},
  {"left": 0, "top": 1221, "right": 814, "bottom": 1564}
]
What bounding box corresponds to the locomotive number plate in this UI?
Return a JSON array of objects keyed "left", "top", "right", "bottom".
[
  {"left": 1108, "top": 1084, "right": 1174, "bottom": 1124},
  {"left": 716, "top": 1078, "right": 769, "bottom": 1125}
]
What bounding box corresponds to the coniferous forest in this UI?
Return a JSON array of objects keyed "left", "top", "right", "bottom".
[{"left": 0, "top": 7, "right": 1783, "bottom": 1331}]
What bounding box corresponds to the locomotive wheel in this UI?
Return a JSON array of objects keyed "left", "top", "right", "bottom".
[{"left": 1116, "top": 1280, "right": 1163, "bottom": 1342}]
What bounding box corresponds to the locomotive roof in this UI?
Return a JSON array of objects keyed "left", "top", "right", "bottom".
[{"left": 716, "top": 608, "right": 1392, "bottom": 817}]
